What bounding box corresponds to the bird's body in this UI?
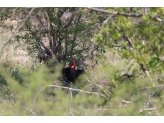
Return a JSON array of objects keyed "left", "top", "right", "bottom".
[
  {"left": 63, "top": 67, "right": 76, "bottom": 82},
  {"left": 62, "top": 59, "right": 84, "bottom": 84},
  {"left": 121, "top": 74, "right": 132, "bottom": 79}
]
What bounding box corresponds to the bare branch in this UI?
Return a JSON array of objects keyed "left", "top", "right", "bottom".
[
  {"left": 22, "top": 107, "right": 37, "bottom": 116},
  {"left": 32, "top": 85, "right": 47, "bottom": 110},
  {"left": 44, "top": 10, "right": 53, "bottom": 48},
  {"left": 101, "top": 12, "right": 116, "bottom": 28},
  {"left": 85, "top": 7, "right": 163, "bottom": 22},
  {"left": 86, "top": 7, "right": 143, "bottom": 17},
  {"left": 40, "top": 40, "right": 54, "bottom": 58},
  {"left": 122, "top": 100, "right": 133, "bottom": 104},
  {"left": 139, "top": 108, "right": 157, "bottom": 112},
  {"left": 40, "top": 10, "right": 57, "bottom": 63},
  {"left": 49, "top": 85, "right": 106, "bottom": 98},
  {"left": 140, "top": 63, "right": 150, "bottom": 77},
  {"left": 36, "top": 14, "right": 48, "bottom": 32}
]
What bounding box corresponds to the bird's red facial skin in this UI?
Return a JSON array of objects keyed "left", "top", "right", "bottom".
[
  {"left": 70, "top": 60, "right": 75, "bottom": 69},
  {"left": 70, "top": 64, "right": 75, "bottom": 69}
]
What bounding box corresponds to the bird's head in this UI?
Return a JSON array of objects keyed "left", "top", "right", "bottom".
[{"left": 69, "top": 60, "right": 75, "bottom": 70}]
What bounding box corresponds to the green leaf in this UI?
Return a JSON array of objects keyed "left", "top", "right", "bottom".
[{"left": 83, "top": 8, "right": 89, "bottom": 13}]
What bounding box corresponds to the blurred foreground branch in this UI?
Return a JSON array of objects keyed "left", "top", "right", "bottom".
[
  {"left": 32, "top": 84, "right": 106, "bottom": 110},
  {"left": 49, "top": 85, "right": 106, "bottom": 98}
]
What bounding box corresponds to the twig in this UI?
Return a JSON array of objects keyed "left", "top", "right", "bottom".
[
  {"left": 101, "top": 12, "right": 116, "bottom": 28},
  {"left": 122, "top": 100, "right": 133, "bottom": 104},
  {"left": 32, "top": 85, "right": 48, "bottom": 110},
  {"left": 3, "top": 8, "right": 36, "bottom": 48},
  {"left": 22, "top": 107, "right": 37, "bottom": 116},
  {"left": 139, "top": 108, "right": 157, "bottom": 112}
]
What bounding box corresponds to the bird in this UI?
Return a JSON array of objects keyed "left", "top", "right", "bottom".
[
  {"left": 121, "top": 70, "right": 138, "bottom": 81},
  {"left": 121, "top": 74, "right": 133, "bottom": 80},
  {"left": 62, "top": 59, "right": 85, "bottom": 84}
]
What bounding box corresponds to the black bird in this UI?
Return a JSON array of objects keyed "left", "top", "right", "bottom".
[
  {"left": 62, "top": 59, "right": 84, "bottom": 84},
  {"left": 121, "top": 74, "right": 133, "bottom": 80},
  {"left": 121, "top": 70, "right": 138, "bottom": 80}
]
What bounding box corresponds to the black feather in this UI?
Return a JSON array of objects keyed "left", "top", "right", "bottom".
[{"left": 62, "top": 60, "right": 85, "bottom": 84}]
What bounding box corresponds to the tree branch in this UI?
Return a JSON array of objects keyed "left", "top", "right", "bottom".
[
  {"left": 101, "top": 12, "right": 116, "bottom": 28},
  {"left": 140, "top": 63, "right": 150, "bottom": 77},
  {"left": 86, "top": 7, "right": 143, "bottom": 17},
  {"left": 45, "top": 12, "right": 60, "bottom": 62},
  {"left": 139, "top": 108, "right": 157, "bottom": 112},
  {"left": 85, "top": 7, "right": 163, "bottom": 22},
  {"left": 50, "top": 85, "right": 106, "bottom": 98},
  {"left": 36, "top": 14, "right": 48, "bottom": 32},
  {"left": 44, "top": 10, "right": 52, "bottom": 48}
]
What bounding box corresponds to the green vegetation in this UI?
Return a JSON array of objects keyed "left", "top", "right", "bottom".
[{"left": 0, "top": 7, "right": 164, "bottom": 116}]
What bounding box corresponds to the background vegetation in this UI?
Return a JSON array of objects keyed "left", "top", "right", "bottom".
[{"left": 0, "top": 7, "right": 164, "bottom": 116}]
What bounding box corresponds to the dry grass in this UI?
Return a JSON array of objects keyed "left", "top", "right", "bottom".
[{"left": 0, "top": 27, "right": 38, "bottom": 70}]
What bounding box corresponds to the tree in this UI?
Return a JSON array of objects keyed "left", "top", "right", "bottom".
[{"left": 1, "top": 7, "right": 103, "bottom": 67}]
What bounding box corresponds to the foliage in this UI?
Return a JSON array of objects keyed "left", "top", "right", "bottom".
[{"left": 0, "top": 7, "right": 164, "bottom": 116}]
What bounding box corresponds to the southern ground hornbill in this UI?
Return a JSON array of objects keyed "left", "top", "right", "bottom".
[{"left": 62, "top": 59, "right": 85, "bottom": 84}]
